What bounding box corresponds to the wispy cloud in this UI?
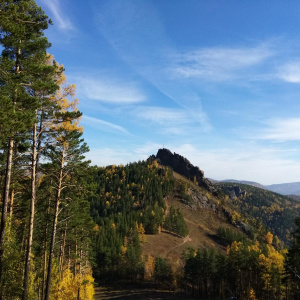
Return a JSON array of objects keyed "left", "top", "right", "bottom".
[
  {"left": 83, "top": 115, "right": 128, "bottom": 134},
  {"left": 94, "top": 1, "right": 212, "bottom": 131},
  {"left": 170, "top": 46, "right": 273, "bottom": 81},
  {"left": 255, "top": 118, "right": 300, "bottom": 141},
  {"left": 85, "top": 147, "right": 133, "bottom": 167},
  {"left": 73, "top": 76, "right": 146, "bottom": 104},
  {"left": 40, "top": 0, "right": 73, "bottom": 31},
  {"left": 277, "top": 62, "right": 300, "bottom": 83},
  {"left": 134, "top": 106, "right": 190, "bottom": 125},
  {"left": 86, "top": 143, "right": 161, "bottom": 167},
  {"left": 132, "top": 106, "right": 210, "bottom": 135}
]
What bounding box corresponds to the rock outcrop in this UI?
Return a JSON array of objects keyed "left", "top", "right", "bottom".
[
  {"left": 227, "top": 185, "right": 247, "bottom": 200},
  {"left": 156, "top": 148, "right": 217, "bottom": 195}
]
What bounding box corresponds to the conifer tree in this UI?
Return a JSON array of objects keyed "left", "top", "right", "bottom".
[
  {"left": 0, "top": 1, "right": 52, "bottom": 296},
  {"left": 22, "top": 54, "right": 59, "bottom": 300},
  {"left": 43, "top": 83, "right": 89, "bottom": 300}
]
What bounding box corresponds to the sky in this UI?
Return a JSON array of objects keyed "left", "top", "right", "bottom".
[{"left": 35, "top": 0, "right": 300, "bottom": 185}]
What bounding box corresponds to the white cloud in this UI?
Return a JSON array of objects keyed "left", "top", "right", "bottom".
[
  {"left": 74, "top": 76, "right": 146, "bottom": 104},
  {"left": 132, "top": 106, "right": 211, "bottom": 136},
  {"left": 255, "top": 118, "right": 300, "bottom": 141},
  {"left": 85, "top": 147, "right": 133, "bottom": 167},
  {"left": 134, "top": 142, "right": 162, "bottom": 157},
  {"left": 86, "top": 142, "right": 300, "bottom": 185},
  {"left": 170, "top": 46, "right": 272, "bottom": 81},
  {"left": 277, "top": 62, "right": 300, "bottom": 83},
  {"left": 41, "top": 0, "right": 73, "bottom": 31},
  {"left": 86, "top": 143, "right": 160, "bottom": 167},
  {"left": 82, "top": 115, "right": 128, "bottom": 134},
  {"left": 134, "top": 106, "right": 190, "bottom": 125},
  {"left": 171, "top": 144, "right": 300, "bottom": 185}
]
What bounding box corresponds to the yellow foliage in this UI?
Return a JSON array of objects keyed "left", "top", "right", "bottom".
[
  {"left": 249, "top": 288, "right": 257, "bottom": 300},
  {"left": 231, "top": 210, "right": 241, "bottom": 222},
  {"left": 56, "top": 268, "right": 80, "bottom": 300},
  {"left": 79, "top": 273, "right": 95, "bottom": 300},
  {"left": 230, "top": 241, "right": 242, "bottom": 253},
  {"left": 56, "top": 268, "right": 95, "bottom": 300},
  {"left": 248, "top": 241, "right": 260, "bottom": 252},
  {"left": 259, "top": 245, "right": 285, "bottom": 292},
  {"left": 121, "top": 245, "right": 127, "bottom": 255},
  {"left": 144, "top": 255, "right": 155, "bottom": 280},
  {"left": 265, "top": 231, "right": 273, "bottom": 245},
  {"left": 136, "top": 222, "right": 146, "bottom": 243}
]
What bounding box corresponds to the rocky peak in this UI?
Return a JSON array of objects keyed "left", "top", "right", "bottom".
[{"left": 156, "top": 148, "right": 216, "bottom": 194}]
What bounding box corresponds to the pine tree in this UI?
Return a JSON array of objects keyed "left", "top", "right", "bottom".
[
  {"left": 22, "top": 54, "right": 59, "bottom": 300},
  {"left": 43, "top": 84, "right": 89, "bottom": 300},
  {"left": 0, "top": 1, "right": 52, "bottom": 297}
]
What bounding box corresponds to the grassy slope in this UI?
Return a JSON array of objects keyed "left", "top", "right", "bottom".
[
  {"left": 141, "top": 171, "right": 237, "bottom": 267},
  {"left": 141, "top": 170, "right": 300, "bottom": 268}
]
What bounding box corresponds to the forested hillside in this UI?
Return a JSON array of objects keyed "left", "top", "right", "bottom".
[
  {"left": 216, "top": 182, "right": 300, "bottom": 244},
  {"left": 88, "top": 153, "right": 300, "bottom": 299}
]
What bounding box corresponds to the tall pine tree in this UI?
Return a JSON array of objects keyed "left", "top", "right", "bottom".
[{"left": 0, "top": 1, "right": 52, "bottom": 297}]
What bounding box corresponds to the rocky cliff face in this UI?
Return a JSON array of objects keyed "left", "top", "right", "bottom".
[{"left": 156, "top": 148, "right": 217, "bottom": 195}]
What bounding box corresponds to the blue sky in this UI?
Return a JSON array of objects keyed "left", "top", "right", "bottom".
[{"left": 35, "top": 0, "right": 300, "bottom": 185}]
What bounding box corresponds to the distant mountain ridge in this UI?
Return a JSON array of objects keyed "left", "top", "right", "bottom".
[
  {"left": 155, "top": 149, "right": 300, "bottom": 196},
  {"left": 266, "top": 182, "right": 300, "bottom": 195},
  {"left": 218, "top": 179, "right": 300, "bottom": 196},
  {"left": 221, "top": 179, "right": 266, "bottom": 190}
]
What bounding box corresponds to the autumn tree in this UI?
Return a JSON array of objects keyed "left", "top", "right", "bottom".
[{"left": 43, "top": 82, "right": 89, "bottom": 300}]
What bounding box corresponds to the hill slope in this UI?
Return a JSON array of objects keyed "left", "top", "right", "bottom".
[
  {"left": 89, "top": 148, "right": 300, "bottom": 279},
  {"left": 266, "top": 182, "right": 300, "bottom": 195}
]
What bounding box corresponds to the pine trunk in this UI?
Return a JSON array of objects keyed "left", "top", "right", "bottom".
[
  {"left": 42, "top": 197, "right": 51, "bottom": 300},
  {"left": 59, "top": 222, "right": 68, "bottom": 280},
  {"left": 9, "top": 190, "right": 14, "bottom": 219},
  {"left": 77, "top": 248, "right": 82, "bottom": 300},
  {"left": 44, "top": 150, "right": 64, "bottom": 300},
  {"left": 0, "top": 137, "right": 14, "bottom": 296},
  {"left": 0, "top": 47, "right": 20, "bottom": 298},
  {"left": 22, "top": 121, "right": 38, "bottom": 300}
]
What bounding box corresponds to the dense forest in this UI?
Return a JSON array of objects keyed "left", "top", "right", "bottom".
[
  {"left": 87, "top": 160, "right": 300, "bottom": 299},
  {"left": 2, "top": 1, "right": 300, "bottom": 300},
  {"left": 216, "top": 182, "right": 300, "bottom": 245}
]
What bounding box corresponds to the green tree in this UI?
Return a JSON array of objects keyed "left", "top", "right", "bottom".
[
  {"left": 154, "top": 257, "right": 173, "bottom": 288},
  {"left": 0, "top": 1, "right": 52, "bottom": 297},
  {"left": 164, "top": 206, "right": 188, "bottom": 237},
  {"left": 286, "top": 217, "right": 300, "bottom": 298}
]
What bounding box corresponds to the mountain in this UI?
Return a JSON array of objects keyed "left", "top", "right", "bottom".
[
  {"left": 90, "top": 148, "right": 300, "bottom": 299},
  {"left": 221, "top": 179, "right": 266, "bottom": 190},
  {"left": 156, "top": 148, "right": 216, "bottom": 194},
  {"left": 217, "top": 179, "right": 300, "bottom": 196},
  {"left": 90, "top": 149, "right": 300, "bottom": 264},
  {"left": 266, "top": 182, "right": 300, "bottom": 195},
  {"left": 155, "top": 149, "right": 299, "bottom": 245}
]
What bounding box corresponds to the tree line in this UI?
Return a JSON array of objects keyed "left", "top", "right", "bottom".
[{"left": 0, "top": 1, "right": 94, "bottom": 299}]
